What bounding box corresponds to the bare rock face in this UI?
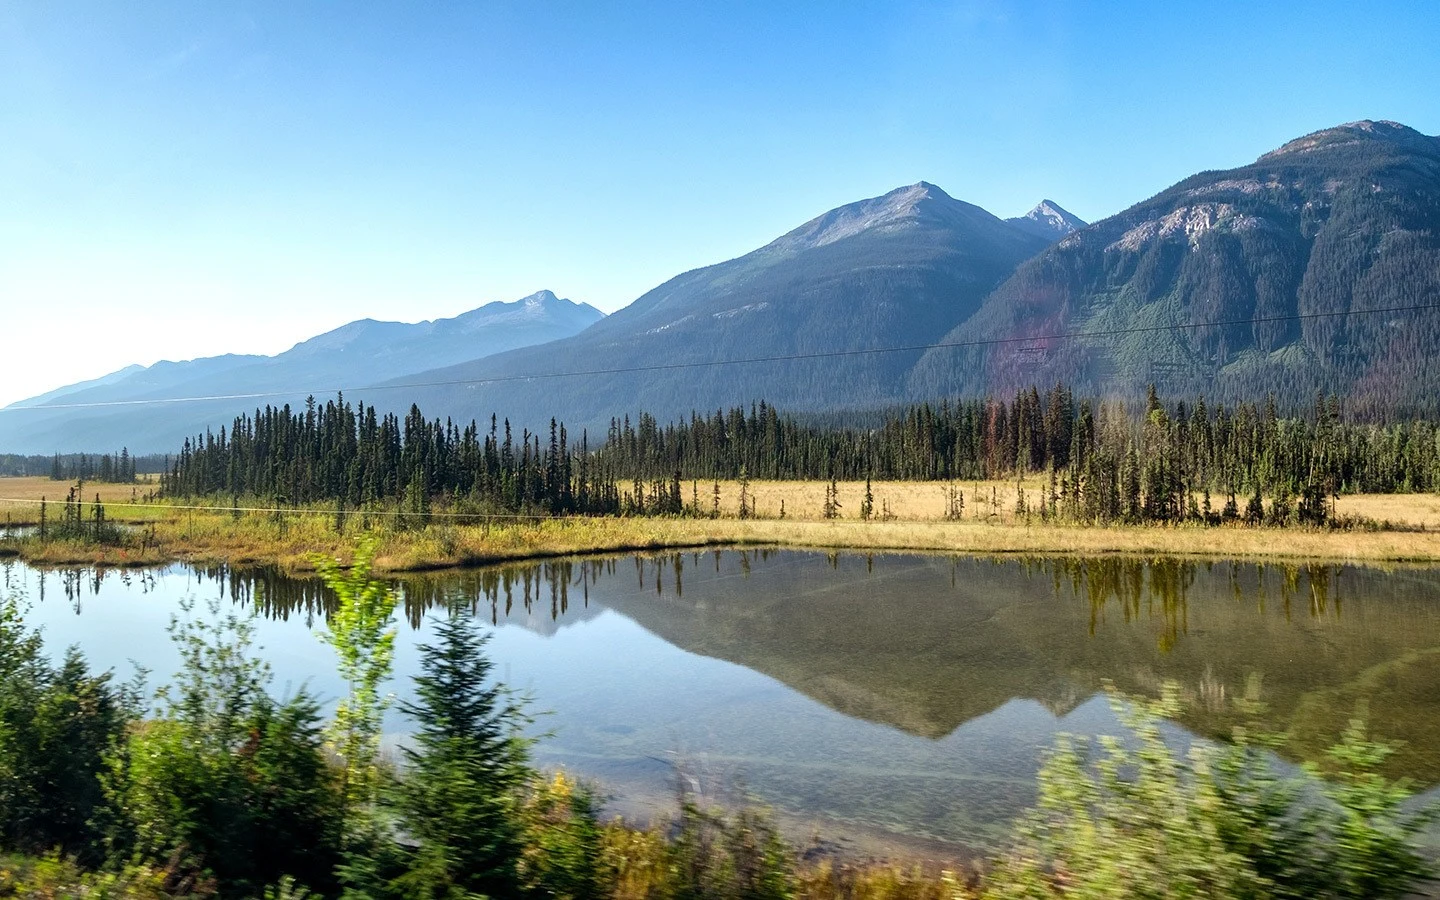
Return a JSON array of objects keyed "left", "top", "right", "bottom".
[
  {"left": 910, "top": 120, "right": 1440, "bottom": 413},
  {"left": 1006, "top": 200, "right": 1087, "bottom": 242}
]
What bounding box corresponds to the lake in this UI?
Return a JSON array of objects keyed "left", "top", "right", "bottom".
[{"left": 4, "top": 549, "right": 1440, "bottom": 860}]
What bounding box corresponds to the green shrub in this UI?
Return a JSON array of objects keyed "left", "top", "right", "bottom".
[
  {"left": 983, "top": 684, "right": 1434, "bottom": 900},
  {"left": 102, "top": 600, "right": 342, "bottom": 897}
]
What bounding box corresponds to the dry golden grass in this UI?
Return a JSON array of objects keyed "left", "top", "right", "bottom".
[
  {"left": 4, "top": 476, "right": 1438, "bottom": 571},
  {"left": 706, "top": 476, "right": 1049, "bottom": 522},
  {"left": 0, "top": 474, "right": 161, "bottom": 519},
  {"left": 5, "top": 502, "right": 1440, "bottom": 572},
  {"left": 706, "top": 478, "right": 1440, "bottom": 531},
  {"left": 1335, "top": 492, "right": 1440, "bottom": 529}
]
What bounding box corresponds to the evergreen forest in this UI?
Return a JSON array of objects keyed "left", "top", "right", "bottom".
[{"left": 162, "top": 385, "right": 1440, "bottom": 527}]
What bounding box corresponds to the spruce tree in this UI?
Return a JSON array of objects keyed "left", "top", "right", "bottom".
[{"left": 396, "top": 614, "right": 531, "bottom": 900}]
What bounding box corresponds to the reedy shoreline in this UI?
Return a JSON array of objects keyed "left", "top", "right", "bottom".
[{"left": 4, "top": 506, "right": 1439, "bottom": 573}]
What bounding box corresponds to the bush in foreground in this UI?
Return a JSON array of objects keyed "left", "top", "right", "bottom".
[{"left": 1, "top": 549, "right": 1437, "bottom": 899}]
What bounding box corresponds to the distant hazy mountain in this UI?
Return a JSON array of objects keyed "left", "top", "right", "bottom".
[
  {"left": 909, "top": 120, "right": 1440, "bottom": 410},
  {"left": 377, "top": 182, "right": 1051, "bottom": 432},
  {"left": 7, "top": 364, "right": 149, "bottom": 409},
  {"left": 1005, "top": 200, "right": 1087, "bottom": 242},
  {"left": 13, "top": 119, "right": 1436, "bottom": 454},
  {"left": 1, "top": 291, "right": 602, "bottom": 453}
]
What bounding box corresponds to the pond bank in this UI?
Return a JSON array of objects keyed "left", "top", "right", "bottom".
[{"left": 3, "top": 509, "right": 1438, "bottom": 573}]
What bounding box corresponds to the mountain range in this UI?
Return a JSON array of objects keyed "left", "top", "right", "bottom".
[
  {"left": 370, "top": 183, "right": 1065, "bottom": 436},
  {"left": 909, "top": 120, "right": 1440, "bottom": 407},
  {"left": 2, "top": 292, "right": 602, "bottom": 453},
  {"left": 4, "top": 118, "right": 1438, "bottom": 454}
]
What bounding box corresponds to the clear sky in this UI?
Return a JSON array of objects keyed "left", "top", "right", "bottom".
[{"left": 2, "top": 0, "right": 1437, "bottom": 406}]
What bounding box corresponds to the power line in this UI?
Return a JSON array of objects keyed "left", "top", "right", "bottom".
[
  {"left": 0, "top": 495, "right": 938, "bottom": 528},
  {"left": 0, "top": 496, "right": 562, "bottom": 522},
  {"left": 4, "top": 301, "right": 1438, "bottom": 414}
]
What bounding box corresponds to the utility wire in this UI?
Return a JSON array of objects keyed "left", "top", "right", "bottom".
[
  {"left": 0, "top": 495, "right": 950, "bottom": 528},
  {"left": 0, "top": 496, "right": 566, "bottom": 522},
  {"left": 3, "top": 302, "right": 1437, "bottom": 414}
]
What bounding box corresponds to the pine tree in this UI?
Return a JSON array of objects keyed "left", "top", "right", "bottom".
[
  {"left": 1245, "top": 484, "right": 1265, "bottom": 526},
  {"left": 395, "top": 614, "right": 530, "bottom": 900}
]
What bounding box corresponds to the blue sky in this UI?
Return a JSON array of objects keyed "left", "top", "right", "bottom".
[{"left": 2, "top": 0, "right": 1437, "bottom": 405}]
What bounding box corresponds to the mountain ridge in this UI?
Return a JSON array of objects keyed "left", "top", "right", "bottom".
[
  {"left": 358, "top": 181, "right": 1053, "bottom": 432},
  {"left": 7, "top": 117, "right": 1438, "bottom": 452},
  {"left": 1006, "top": 199, "right": 1087, "bottom": 241},
  {"left": 908, "top": 119, "right": 1440, "bottom": 409},
  {"left": 1, "top": 292, "right": 604, "bottom": 453}
]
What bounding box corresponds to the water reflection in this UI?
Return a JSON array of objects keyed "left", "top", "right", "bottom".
[{"left": 5, "top": 550, "right": 1440, "bottom": 850}]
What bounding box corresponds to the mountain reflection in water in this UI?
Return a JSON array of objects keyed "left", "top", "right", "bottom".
[{"left": 7, "top": 550, "right": 1440, "bottom": 849}]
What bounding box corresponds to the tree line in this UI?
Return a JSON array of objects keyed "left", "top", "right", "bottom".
[
  {"left": 595, "top": 386, "right": 1440, "bottom": 524},
  {"left": 161, "top": 386, "right": 1440, "bottom": 527},
  {"left": 161, "top": 396, "right": 626, "bottom": 516},
  {"left": 0, "top": 451, "right": 165, "bottom": 481}
]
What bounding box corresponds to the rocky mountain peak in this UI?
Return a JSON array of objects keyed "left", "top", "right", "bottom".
[
  {"left": 761, "top": 181, "right": 998, "bottom": 255},
  {"left": 1259, "top": 119, "right": 1438, "bottom": 161},
  {"left": 1006, "top": 199, "right": 1087, "bottom": 241}
]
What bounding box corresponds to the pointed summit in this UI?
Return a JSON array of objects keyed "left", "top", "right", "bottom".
[{"left": 1006, "top": 200, "right": 1087, "bottom": 241}]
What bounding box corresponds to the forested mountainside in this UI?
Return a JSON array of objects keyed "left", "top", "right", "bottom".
[
  {"left": 366, "top": 183, "right": 1053, "bottom": 431},
  {"left": 0, "top": 291, "right": 601, "bottom": 454},
  {"left": 908, "top": 121, "right": 1440, "bottom": 412},
  {"left": 8, "top": 120, "right": 1440, "bottom": 455}
]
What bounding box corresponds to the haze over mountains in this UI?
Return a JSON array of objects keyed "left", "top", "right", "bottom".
[
  {"left": 380, "top": 181, "right": 1060, "bottom": 435},
  {"left": 2, "top": 292, "right": 602, "bottom": 453},
  {"left": 5, "top": 119, "right": 1439, "bottom": 454}
]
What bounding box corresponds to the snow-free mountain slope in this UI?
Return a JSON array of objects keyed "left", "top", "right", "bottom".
[
  {"left": 909, "top": 120, "right": 1440, "bottom": 411},
  {"left": 374, "top": 182, "right": 1051, "bottom": 430},
  {"left": 1, "top": 292, "right": 604, "bottom": 453}
]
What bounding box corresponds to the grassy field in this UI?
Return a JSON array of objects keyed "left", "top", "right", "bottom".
[
  {"left": 0, "top": 473, "right": 161, "bottom": 512},
  {"left": 2, "top": 475, "right": 1438, "bottom": 571}
]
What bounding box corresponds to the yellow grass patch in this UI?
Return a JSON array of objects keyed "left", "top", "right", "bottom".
[
  {"left": 0, "top": 475, "right": 163, "bottom": 527},
  {"left": 1335, "top": 493, "right": 1440, "bottom": 529},
  {"left": 4, "top": 476, "right": 1438, "bottom": 571}
]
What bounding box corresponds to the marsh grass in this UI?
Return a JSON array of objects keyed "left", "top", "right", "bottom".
[{"left": 4, "top": 475, "right": 1439, "bottom": 571}]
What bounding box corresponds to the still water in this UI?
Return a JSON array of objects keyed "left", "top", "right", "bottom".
[{"left": 4, "top": 550, "right": 1440, "bottom": 857}]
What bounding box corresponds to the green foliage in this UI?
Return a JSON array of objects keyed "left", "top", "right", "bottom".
[
  {"left": 1304, "top": 716, "right": 1436, "bottom": 899},
  {"left": 0, "top": 593, "right": 129, "bottom": 865},
  {"left": 391, "top": 614, "right": 531, "bottom": 900},
  {"left": 986, "top": 687, "right": 1261, "bottom": 899},
  {"left": 520, "top": 772, "right": 607, "bottom": 900},
  {"left": 103, "top": 598, "right": 342, "bottom": 897},
  {"left": 0, "top": 851, "right": 203, "bottom": 898},
  {"left": 983, "top": 684, "right": 1435, "bottom": 900},
  {"left": 316, "top": 538, "right": 397, "bottom": 823},
  {"left": 602, "top": 799, "right": 796, "bottom": 900}
]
